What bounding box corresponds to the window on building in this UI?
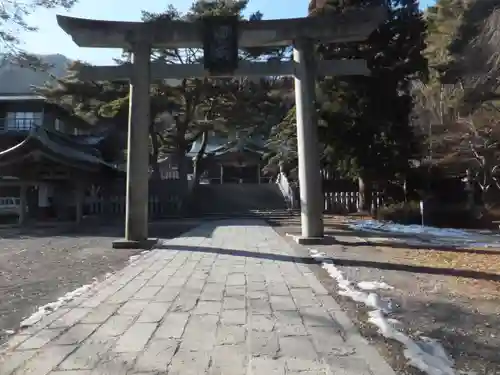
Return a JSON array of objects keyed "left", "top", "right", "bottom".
[
  {"left": 54, "top": 119, "right": 87, "bottom": 136},
  {"left": 5, "top": 112, "right": 43, "bottom": 131}
]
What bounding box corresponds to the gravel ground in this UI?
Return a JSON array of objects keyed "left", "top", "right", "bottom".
[
  {"left": 0, "top": 220, "right": 199, "bottom": 346},
  {"left": 271, "top": 217, "right": 500, "bottom": 375}
]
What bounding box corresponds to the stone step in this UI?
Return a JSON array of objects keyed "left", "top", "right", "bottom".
[
  {"left": 192, "top": 183, "right": 289, "bottom": 215},
  {"left": 189, "top": 209, "right": 299, "bottom": 219}
]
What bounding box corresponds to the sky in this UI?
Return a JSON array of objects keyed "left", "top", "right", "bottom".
[{"left": 21, "top": 0, "right": 437, "bottom": 65}]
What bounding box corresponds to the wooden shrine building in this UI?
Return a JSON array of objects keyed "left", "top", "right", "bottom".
[
  {"left": 0, "top": 94, "right": 123, "bottom": 224},
  {"left": 187, "top": 134, "right": 268, "bottom": 184}
]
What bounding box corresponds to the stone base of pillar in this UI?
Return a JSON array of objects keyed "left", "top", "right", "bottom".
[
  {"left": 112, "top": 238, "right": 158, "bottom": 250},
  {"left": 293, "top": 236, "right": 325, "bottom": 245}
]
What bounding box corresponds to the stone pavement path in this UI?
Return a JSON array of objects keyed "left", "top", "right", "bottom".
[{"left": 0, "top": 220, "right": 395, "bottom": 375}]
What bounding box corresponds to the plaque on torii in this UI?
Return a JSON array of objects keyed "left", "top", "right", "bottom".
[
  {"left": 202, "top": 15, "right": 239, "bottom": 75},
  {"left": 55, "top": 7, "right": 387, "bottom": 248}
]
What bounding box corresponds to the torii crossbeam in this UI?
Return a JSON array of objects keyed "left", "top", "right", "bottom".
[{"left": 56, "top": 6, "right": 387, "bottom": 248}]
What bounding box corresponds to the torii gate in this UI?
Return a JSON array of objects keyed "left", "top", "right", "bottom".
[{"left": 56, "top": 7, "right": 386, "bottom": 249}]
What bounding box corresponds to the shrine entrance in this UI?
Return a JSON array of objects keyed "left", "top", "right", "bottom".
[
  {"left": 222, "top": 165, "right": 258, "bottom": 184},
  {"left": 56, "top": 7, "right": 386, "bottom": 248}
]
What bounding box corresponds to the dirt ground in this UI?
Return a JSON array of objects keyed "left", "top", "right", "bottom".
[
  {"left": 0, "top": 220, "right": 198, "bottom": 346},
  {"left": 270, "top": 215, "right": 500, "bottom": 375}
]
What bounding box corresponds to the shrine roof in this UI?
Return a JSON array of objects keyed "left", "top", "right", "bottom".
[
  {"left": 0, "top": 126, "right": 121, "bottom": 172},
  {"left": 0, "top": 94, "right": 45, "bottom": 101},
  {"left": 187, "top": 135, "right": 266, "bottom": 158}
]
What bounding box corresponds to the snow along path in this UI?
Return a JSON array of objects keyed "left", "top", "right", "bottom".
[
  {"left": 309, "top": 248, "right": 456, "bottom": 375},
  {"left": 17, "top": 250, "right": 151, "bottom": 330},
  {"left": 19, "top": 282, "right": 99, "bottom": 328},
  {"left": 348, "top": 219, "right": 500, "bottom": 249}
]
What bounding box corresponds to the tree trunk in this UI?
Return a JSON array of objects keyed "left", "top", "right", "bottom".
[
  {"left": 358, "top": 175, "right": 373, "bottom": 213},
  {"left": 192, "top": 130, "right": 209, "bottom": 189},
  {"left": 403, "top": 177, "right": 408, "bottom": 203},
  {"left": 465, "top": 168, "right": 475, "bottom": 212},
  {"left": 480, "top": 157, "right": 494, "bottom": 209},
  {"left": 176, "top": 149, "right": 188, "bottom": 185},
  {"left": 149, "top": 126, "right": 161, "bottom": 181}
]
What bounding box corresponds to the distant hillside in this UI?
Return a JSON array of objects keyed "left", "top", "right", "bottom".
[{"left": 0, "top": 54, "right": 71, "bottom": 95}]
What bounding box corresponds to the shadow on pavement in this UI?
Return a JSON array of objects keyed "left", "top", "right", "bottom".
[
  {"left": 0, "top": 218, "right": 272, "bottom": 240},
  {"left": 268, "top": 220, "right": 500, "bottom": 374},
  {"left": 156, "top": 244, "right": 500, "bottom": 282},
  {"left": 330, "top": 238, "right": 500, "bottom": 255},
  {"left": 272, "top": 224, "right": 500, "bottom": 255},
  {"left": 0, "top": 221, "right": 204, "bottom": 240}
]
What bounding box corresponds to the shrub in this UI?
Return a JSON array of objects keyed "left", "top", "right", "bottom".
[
  {"left": 377, "top": 201, "right": 421, "bottom": 225},
  {"left": 426, "top": 205, "right": 478, "bottom": 228},
  {"left": 377, "top": 201, "right": 478, "bottom": 228}
]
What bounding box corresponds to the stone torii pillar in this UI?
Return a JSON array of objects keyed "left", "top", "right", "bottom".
[
  {"left": 114, "top": 40, "right": 152, "bottom": 248},
  {"left": 125, "top": 41, "right": 151, "bottom": 246},
  {"left": 293, "top": 38, "right": 324, "bottom": 241}
]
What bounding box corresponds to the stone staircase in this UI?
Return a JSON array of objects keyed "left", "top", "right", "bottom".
[{"left": 190, "top": 183, "right": 294, "bottom": 218}]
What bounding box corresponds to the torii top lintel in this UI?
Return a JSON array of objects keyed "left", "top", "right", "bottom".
[{"left": 56, "top": 6, "right": 387, "bottom": 49}]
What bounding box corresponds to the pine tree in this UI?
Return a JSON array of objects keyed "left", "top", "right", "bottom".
[
  {"left": 268, "top": 0, "right": 427, "bottom": 209},
  {"left": 317, "top": 0, "right": 427, "bottom": 210}
]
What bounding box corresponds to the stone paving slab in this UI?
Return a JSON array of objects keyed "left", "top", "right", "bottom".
[{"left": 0, "top": 219, "right": 395, "bottom": 375}]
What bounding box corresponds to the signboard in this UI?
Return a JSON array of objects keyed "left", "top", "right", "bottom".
[{"left": 202, "top": 15, "right": 239, "bottom": 75}]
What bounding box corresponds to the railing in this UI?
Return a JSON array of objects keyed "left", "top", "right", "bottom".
[{"left": 276, "top": 172, "right": 297, "bottom": 210}]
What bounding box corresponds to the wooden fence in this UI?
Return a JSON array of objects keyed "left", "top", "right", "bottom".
[
  {"left": 84, "top": 179, "right": 185, "bottom": 218},
  {"left": 323, "top": 190, "right": 383, "bottom": 214},
  {"left": 85, "top": 194, "right": 183, "bottom": 218},
  {"left": 277, "top": 172, "right": 384, "bottom": 214},
  {"left": 321, "top": 169, "right": 384, "bottom": 214}
]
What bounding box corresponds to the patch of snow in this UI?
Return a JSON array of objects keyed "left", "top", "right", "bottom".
[
  {"left": 128, "top": 255, "right": 141, "bottom": 263},
  {"left": 349, "top": 219, "right": 467, "bottom": 237},
  {"left": 310, "top": 249, "right": 455, "bottom": 375},
  {"left": 348, "top": 219, "right": 500, "bottom": 249},
  {"left": 128, "top": 250, "right": 151, "bottom": 264},
  {"left": 20, "top": 283, "right": 94, "bottom": 328},
  {"left": 358, "top": 281, "right": 394, "bottom": 291},
  {"left": 3, "top": 329, "right": 15, "bottom": 335},
  {"left": 19, "top": 274, "right": 110, "bottom": 329},
  {"left": 18, "top": 252, "right": 148, "bottom": 331}
]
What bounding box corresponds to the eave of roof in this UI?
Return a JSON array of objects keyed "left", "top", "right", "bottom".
[
  {"left": 0, "top": 126, "right": 120, "bottom": 172},
  {"left": 187, "top": 135, "right": 267, "bottom": 158},
  {"left": 0, "top": 94, "right": 45, "bottom": 101}
]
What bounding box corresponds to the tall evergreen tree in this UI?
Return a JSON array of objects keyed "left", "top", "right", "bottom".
[
  {"left": 413, "top": 0, "right": 500, "bottom": 207},
  {"left": 268, "top": 0, "right": 427, "bottom": 210}
]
